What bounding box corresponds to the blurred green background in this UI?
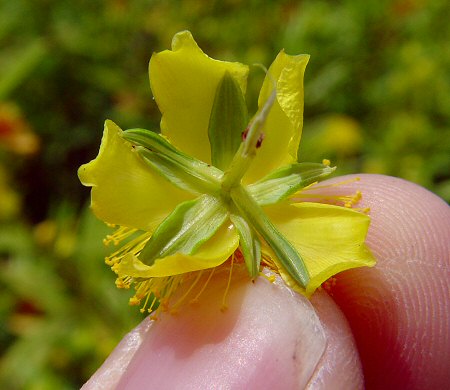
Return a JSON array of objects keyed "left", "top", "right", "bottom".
[{"left": 1, "top": 0, "right": 449, "bottom": 388}]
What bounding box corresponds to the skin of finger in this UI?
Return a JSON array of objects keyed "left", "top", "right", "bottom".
[
  {"left": 81, "top": 319, "right": 152, "bottom": 390},
  {"left": 312, "top": 174, "right": 450, "bottom": 389},
  {"left": 82, "top": 267, "right": 364, "bottom": 389},
  {"left": 307, "top": 290, "right": 364, "bottom": 390},
  {"left": 115, "top": 268, "right": 328, "bottom": 390}
]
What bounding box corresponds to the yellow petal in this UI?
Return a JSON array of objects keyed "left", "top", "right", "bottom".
[
  {"left": 116, "top": 223, "right": 239, "bottom": 277},
  {"left": 78, "top": 120, "right": 192, "bottom": 232},
  {"left": 245, "top": 51, "right": 309, "bottom": 183},
  {"left": 266, "top": 202, "right": 376, "bottom": 296},
  {"left": 150, "top": 31, "right": 249, "bottom": 164}
]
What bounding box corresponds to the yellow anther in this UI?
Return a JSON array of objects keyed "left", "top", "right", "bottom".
[
  {"left": 129, "top": 296, "right": 141, "bottom": 306},
  {"left": 115, "top": 277, "right": 131, "bottom": 289},
  {"left": 137, "top": 289, "right": 153, "bottom": 312},
  {"left": 322, "top": 159, "right": 331, "bottom": 166},
  {"left": 110, "top": 244, "right": 292, "bottom": 317}
]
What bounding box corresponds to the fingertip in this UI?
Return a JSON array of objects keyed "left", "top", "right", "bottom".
[
  {"left": 81, "top": 319, "right": 153, "bottom": 390},
  {"left": 318, "top": 174, "right": 450, "bottom": 388},
  {"left": 308, "top": 291, "right": 364, "bottom": 390},
  {"left": 85, "top": 269, "right": 330, "bottom": 389}
]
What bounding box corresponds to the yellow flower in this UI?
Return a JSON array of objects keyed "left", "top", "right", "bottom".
[{"left": 78, "top": 31, "right": 375, "bottom": 313}]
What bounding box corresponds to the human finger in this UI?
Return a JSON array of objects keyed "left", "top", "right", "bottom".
[
  {"left": 83, "top": 268, "right": 362, "bottom": 389},
  {"left": 311, "top": 174, "right": 450, "bottom": 389}
]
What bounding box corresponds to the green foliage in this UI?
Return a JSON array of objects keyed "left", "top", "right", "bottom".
[
  {"left": 0, "top": 0, "right": 449, "bottom": 387},
  {"left": 0, "top": 207, "right": 141, "bottom": 389},
  {"left": 282, "top": 0, "right": 450, "bottom": 199}
]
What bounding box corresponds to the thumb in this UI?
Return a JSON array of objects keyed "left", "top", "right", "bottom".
[{"left": 83, "top": 267, "right": 362, "bottom": 389}]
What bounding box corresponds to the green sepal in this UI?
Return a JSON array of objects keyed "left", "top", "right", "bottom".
[
  {"left": 230, "top": 185, "right": 310, "bottom": 288},
  {"left": 139, "top": 194, "right": 229, "bottom": 265},
  {"left": 122, "top": 128, "right": 223, "bottom": 183},
  {"left": 230, "top": 213, "right": 261, "bottom": 278},
  {"left": 248, "top": 163, "right": 336, "bottom": 206},
  {"left": 208, "top": 71, "right": 248, "bottom": 171},
  {"left": 137, "top": 147, "right": 219, "bottom": 195}
]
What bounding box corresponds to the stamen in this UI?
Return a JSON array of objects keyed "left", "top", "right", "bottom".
[
  {"left": 293, "top": 191, "right": 362, "bottom": 208},
  {"left": 115, "top": 276, "right": 132, "bottom": 289},
  {"left": 190, "top": 267, "right": 216, "bottom": 304},
  {"left": 221, "top": 253, "right": 235, "bottom": 312},
  {"left": 139, "top": 291, "right": 152, "bottom": 313},
  {"left": 103, "top": 226, "right": 138, "bottom": 246},
  {"left": 161, "top": 276, "right": 182, "bottom": 311},
  {"left": 260, "top": 251, "right": 277, "bottom": 271},
  {"left": 304, "top": 176, "right": 361, "bottom": 191},
  {"left": 258, "top": 251, "right": 285, "bottom": 284},
  {"left": 105, "top": 231, "right": 151, "bottom": 265},
  {"left": 135, "top": 279, "right": 151, "bottom": 299},
  {"left": 292, "top": 176, "right": 364, "bottom": 209},
  {"left": 148, "top": 294, "right": 158, "bottom": 313},
  {"left": 129, "top": 296, "right": 141, "bottom": 306},
  {"left": 170, "top": 271, "right": 204, "bottom": 312},
  {"left": 109, "top": 229, "right": 290, "bottom": 317}
]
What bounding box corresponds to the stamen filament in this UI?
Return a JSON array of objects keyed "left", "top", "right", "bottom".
[
  {"left": 148, "top": 294, "right": 158, "bottom": 313},
  {"left": 140, "top": 289, "right": 153, "bottom": 313},
  {"left": 191, "top": 267, "right": 216, "bottom": 304},
  {"left": 103, "top": 226, "right": 138, "bottom": 246},
  {"left": 293, "top": 190, "right": 362, "bottom": 208},
  {"left": 170, "top": 271, "right": 204, "bottom": 312},
  {"left": 105, "top": 231, "right": 151, "bottom": 265},
  {"left": 221, "top": 253, "right": 235, "bottom": 311}
]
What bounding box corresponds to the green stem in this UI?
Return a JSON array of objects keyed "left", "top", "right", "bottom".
[
  {"left": 230, "top": 185, "right": 310, "bottom": 288},
  {"left": 221, "top": 90, "right": 277, "bottom": 192}
]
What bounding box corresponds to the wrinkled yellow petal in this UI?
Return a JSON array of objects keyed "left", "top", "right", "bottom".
[
  {"left": 150, "top": 31, "right": 249, "bottom": 164},
  {"left": 245, "top": 51, "right": 309, "bottom": 183},
  {"left": 78, "top": 120, "right": 191, "bottom": 232},
  {"left": 116, "top": 223, "right": 239, "bottom": 277},
  {"left": 266, "top": 202, "right": 375, "bottom": 296}
]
